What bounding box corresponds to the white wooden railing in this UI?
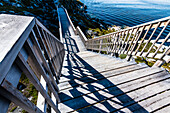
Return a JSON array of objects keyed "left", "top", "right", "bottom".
[
  {"left": 86, "top": 17, "right": 170, "bottom": 67},
  {"left": 0, "top": 14, "right": 65, "bottom": 113}
]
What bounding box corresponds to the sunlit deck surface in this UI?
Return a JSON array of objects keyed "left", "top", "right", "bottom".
[{"left": 57, "top": 7, "right": 170, "bottom": 113}]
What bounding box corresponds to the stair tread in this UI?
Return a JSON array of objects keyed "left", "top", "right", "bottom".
[
  {"left": 59, "top": 71, "right": 169, "bottom": 112},
  {"left": 59, "top": 63, "right": 147, "bottom": 91},
  {"left": 59, "top": 51, "right": 170, "bottom": 113}
]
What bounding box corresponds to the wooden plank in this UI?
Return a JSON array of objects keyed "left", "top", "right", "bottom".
[
  {"left": 59, "top": 69, "right": 168, "bottom": 112},
  {"left": 59, "top": 63, "right": 143, "bottom": 91},
  {"left": 120, "top": 89, "right": 170, "bottom": 112},
  {"left": 0, "top": 63, "right": 22, "bottom": 113},
  {"left": 0, "top": 14, "right": 34, "bottom": 62},
  {"left": 77, "top": 72, "right": 170, "bottom": 113},
  {"left": 70, "top": 54, "right": 123, "bottom": 66},
  {"left": 0, "top": 96, "right": 10, "bottom": 113},
  {"left": 37, "top": 76, "right": 47, "bottom": 112},
  {"left": 59, "top": 66, "right": 160, "bottom": 92},
  {"left": 51, "top": 92, "right": 57, "bottom": 113},
  {"left": 59, "top": 64, "right": 147, "bottom": 102},
  {"left": 15, "top": 53, "right": 60, "bottom": 113},
  {"left": 60, "top": 60, "right": 137, "bottom": 82},
  {"left": 154, "top": 103, "right": 170, "bottom": 113},
  {"left": 0, "top": 16, "right": 35, "bottom": 84},
  {"left": 0, "top": 80, "right": 43, "bottom": 113},
  {"left": 60, "top": 60, "right": 137, "bottom": 84},
  {"left": 77, "top": 50, "right": 98, "bottom": 56}
]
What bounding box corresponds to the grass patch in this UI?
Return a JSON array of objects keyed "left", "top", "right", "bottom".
[
  {"left": 119, "top": 54, "right": 127, "bottom": 59},
  {"left": 10, "top": 106, "right": 17, "bottom": 112}
]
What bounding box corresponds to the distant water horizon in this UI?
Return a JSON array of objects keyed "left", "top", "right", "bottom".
[{"left": 80, "top": 0, "right": 170, "bottom": 27}]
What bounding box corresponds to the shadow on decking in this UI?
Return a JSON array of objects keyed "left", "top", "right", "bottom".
[
  {"left": 59, "top": 7, "right": 79, "bottom": 54},
  {"left": 59, "top": 54, "right": 148, "bottom": 113}
]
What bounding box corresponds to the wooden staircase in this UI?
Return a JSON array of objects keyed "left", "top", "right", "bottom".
[
  {"left": 56, "top": 5, "right": 170, "bottom": 113},
  {"left": 58, "top": 51, "right": 170, "bottom": 112},
  {"left": 0, "top": 5, "right": 169, "bottom": 113}
]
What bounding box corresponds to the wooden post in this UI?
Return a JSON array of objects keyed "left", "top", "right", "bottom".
[{"left": 99, "top": 39, "right": 103, "bottom": 53}]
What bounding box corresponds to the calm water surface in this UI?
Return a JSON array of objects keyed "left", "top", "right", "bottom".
[{"left": 81, "top": 0, "right": 170, "bottom": 27}]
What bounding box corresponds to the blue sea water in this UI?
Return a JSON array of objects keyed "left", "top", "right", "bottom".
[{"left": 80, "top": 0, "right": 170, "bottom": 27}]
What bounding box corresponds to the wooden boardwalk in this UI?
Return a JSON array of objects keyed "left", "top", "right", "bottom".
[{"left": 57, "top": 7, "right": 170, "bottom": 113}]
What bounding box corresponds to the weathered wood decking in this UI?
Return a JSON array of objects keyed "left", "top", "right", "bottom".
[
  {"left": 59, "top": 51, "right": 170, "bottom": 113},
  {"left": 57, "top": 7, "right": 170, "bottom": 113}
]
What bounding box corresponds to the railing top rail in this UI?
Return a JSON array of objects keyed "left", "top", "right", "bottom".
[
  {"left": 0, "top": 14, "right": 63, "bottom": 63},
  {"left": 56, "top": 5, "right": 63, "bottom": 42},
  {"left": 35, "top": 19, "right": 63, "bottom": 44},
  {"left": 0, "top": 14, "right": 64, "bottom": 84},
  {"left": 89, "top": 16, "right": 170, "bottom": 41},
  {"left": 0, "top": 14, "right": 34, "bottom": 62}
]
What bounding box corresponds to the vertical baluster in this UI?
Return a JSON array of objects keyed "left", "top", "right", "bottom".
[
  {"left": 30, "top": 31, "right": 60, "bottom": 89},
  {"left": 126, "top": 27, "right": 139, "bottom": 55},
  {"left": 16, "top": 53, "right": 60, "bottom": 113},
  {"left": 145, "top": 20, "right": 170, "bottom": 57},
  {"left": 116, "top": 31, "right": 123, "bottom": 54},
  {"left": 33, "top": 26, "right": 60, "bottom": 81},
  {"left": 140, "top": 22, "right": 161, "bottom": 56},
  {"left": 120, "top": 30, "right": 130, "bottom": 54},
  {"left": 134, "top": 24, "right": 153, "bottom": 56},
  {"left": 152, "top": 33, "right": 170, "bottom": 58},
  {"left": 99, "top": 39, "right": 102, "bottom": 53},
  {"left": 112, "top": 33, "right": 118, "bottom": 55},
  {"left": 129, "top": 25, "right": 146, "bottom": 57},
  {"left": 118, "top": 31, "right": 126, "bottom": 54},
  {"left": 108, "top": 35, "right": 112, "bottom": 54},
  {"left": 153, "top": 47, "right": 170, "bottom": 67},
  {"left": 111, "top": 33, "right": 116, "bottom": 55},
  {"left": 122, "top": 28, "right": 135, "bottom": 54},
  {"left": 106, "top": 36, "right": 109, "bottom": 54},
  {"left": 45, "top": 33, "right": 58, "bottom": 71}
]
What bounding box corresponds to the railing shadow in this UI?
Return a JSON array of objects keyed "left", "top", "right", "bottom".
[{"left": 59, "top": 53, "right": 149, "bottom": 113}]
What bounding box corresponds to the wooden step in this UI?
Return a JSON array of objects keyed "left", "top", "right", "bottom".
[
  {"left": 58, "top": 65, "right": 151, "bottom": 102},
  {"left": 58, "top": 64, "right": 146, "bottom": 91},
  {"left": 120, "top": 89, "right": 170, "bottom": 113},
  {"left": 58, "top": 67, "right": 167, "bottom": 112},
  {"left": 77, "top": 77, "right": 170, "bottom": 113},
  {"left": 154, "top": 103, "right": 170, "bottom": 113},
  {"left": 60, "top": 60, "right": 137, "bottom": 83}
]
